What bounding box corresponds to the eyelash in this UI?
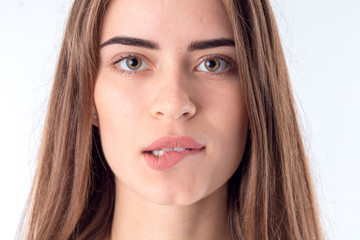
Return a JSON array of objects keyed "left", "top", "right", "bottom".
[
  {"left": 195, "top": 55, "right": 236, "bottom": 76},
  {"left": 111, "top": 53, "right": 148, "bottom": 75},
  {"left": 111, "top": 53, "right": 236, "bottom": 76}
]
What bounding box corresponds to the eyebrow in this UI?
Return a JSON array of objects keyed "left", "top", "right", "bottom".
[
  {"left": 99, "top": 36, "right": 235, "bottom": 50},
  {"left": 188, "top": 38, "right": 235, "bottom": 51},
  {"left": 100, "top": 36, "right": 159, "bottom": 49}
]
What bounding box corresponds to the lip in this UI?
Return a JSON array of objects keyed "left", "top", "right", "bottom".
[
  {"left": 143, "top": 136, "right": 204, "bottom": 151},
  {"left": 143, "top": 136, "right": 205, "bottom": 170}
]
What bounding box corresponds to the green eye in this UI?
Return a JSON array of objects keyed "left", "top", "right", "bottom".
[{"left": 197, "top": 57, "right": 228, "bottom": 72}]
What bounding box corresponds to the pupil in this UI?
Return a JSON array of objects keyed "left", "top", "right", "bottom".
[
  {"left": 207, "top": 60, "right": 216, "bottom": 68},
  {"left": 130, "top": 58, "right": 138, "bottom": 67},
  {"left": 205, "top": 58, "right": 220, "bottom": 71},
  {"left": 126, "top": 57, "right": 142, "bottom": 70}
]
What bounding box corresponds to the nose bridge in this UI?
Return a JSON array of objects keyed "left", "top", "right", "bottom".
[{"left": 150, "top": 67, "right": 196, "bottom": 120}]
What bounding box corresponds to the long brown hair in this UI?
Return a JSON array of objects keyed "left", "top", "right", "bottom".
[{"left": 18, "top": 0, "right": 323, "bottom": 239}]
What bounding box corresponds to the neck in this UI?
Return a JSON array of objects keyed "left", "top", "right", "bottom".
[{"left": 108, "top": 181, "right": 231, "bottom": 240}]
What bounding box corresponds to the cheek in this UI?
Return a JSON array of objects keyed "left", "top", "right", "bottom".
[
  {"left": 93, "top": 80, "right": 146, "bottom": 170},
  {"left": 202, "top": 80, "right": 248, "bottom": 143},
  {"left": 193, "top": 81, "right": 248, "bottom": 195},
  {"left": 219, "top": 87, "right": 248, "bottom": 155},
  {"left": 95, "top": 78, "right": 145, "bottom": 128}
]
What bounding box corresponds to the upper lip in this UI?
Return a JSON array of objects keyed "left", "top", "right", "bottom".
[{"left": 143, "top": 136, "right": 205, "bottom": 152}]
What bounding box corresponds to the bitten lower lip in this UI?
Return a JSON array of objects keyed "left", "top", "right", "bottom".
[{"left": 143, "top": 136, "right": 205, "bottom": 170}]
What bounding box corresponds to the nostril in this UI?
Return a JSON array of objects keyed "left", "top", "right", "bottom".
[
  {"left": 182, "top": 112, "right": 192, "bottom": 118},
  {"left": 150, "top": 87, "right": 196, "bottom": 120},
  {"left": 152, "top": 110, "right": 166, "bottom": 119}
]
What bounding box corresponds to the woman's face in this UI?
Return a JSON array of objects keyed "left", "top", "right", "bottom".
[{"left": 94, "top": 0, "right": 248, "bottom": 205}]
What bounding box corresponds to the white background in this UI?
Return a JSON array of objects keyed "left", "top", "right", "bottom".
[{"left": 0, "top": 0, "right": 359, "bottom": 239}]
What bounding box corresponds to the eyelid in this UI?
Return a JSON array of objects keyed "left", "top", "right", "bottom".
[
  {"left": 111, "top": 53, "right": 152, "bottom": 74},
  {"left": 110, "top": 53, "right": 237, "bottom": 75},
  {"left": 194, "top": 54, "right": 236, "bottom": 73}
]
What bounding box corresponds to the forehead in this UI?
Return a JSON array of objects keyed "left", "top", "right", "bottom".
[{"left": 101, "top": 0, "right": 233, "bottom": 46}]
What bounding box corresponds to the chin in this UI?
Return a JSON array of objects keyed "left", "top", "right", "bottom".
[
  {"left": 138, "top": 183, "right": 197, "bottom": 206},
  {"left": 142, "top": 181, "right": 211, "bottom": 207},
  {"left": 148, "top": 194, "right": 203, "bottom": 207}
]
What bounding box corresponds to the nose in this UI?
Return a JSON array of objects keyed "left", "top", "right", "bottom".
[{"left": 150, "top": 73, "right": 196, "bottom": 120}]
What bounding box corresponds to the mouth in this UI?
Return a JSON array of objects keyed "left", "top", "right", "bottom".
[
  {"left": 143, "top": 136, "right": 205, "bottom": 154},
  {"left": 144, "top": 147, "right": 200, "bottom": 157},
  {"left": 143, "top": 136, "right": 205, "bottom": 170}
]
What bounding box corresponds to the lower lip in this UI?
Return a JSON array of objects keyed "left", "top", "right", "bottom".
[{"left": 144, "top": 148, "right": 204, "bottom": 171}]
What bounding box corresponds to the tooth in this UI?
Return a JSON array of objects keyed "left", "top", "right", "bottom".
[
  {"left": 174, "top": 148, "right": 186, "bottom": 152},
  {"left": 152, "top": 150, "right": 165, "bottom": 157},
  {"left": 151, "top": 147, "right": 188, "bottom": 156}
]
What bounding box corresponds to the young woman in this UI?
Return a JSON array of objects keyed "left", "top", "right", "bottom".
[{"left": 18, "top": 0, "right": 323, "bottom": 239}]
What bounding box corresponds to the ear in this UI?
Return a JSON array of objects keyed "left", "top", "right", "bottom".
[{"left": 91, "top": 102, "right": 99, "bottom": 127}]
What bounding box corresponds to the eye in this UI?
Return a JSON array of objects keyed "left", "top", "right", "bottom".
[
  {"left": 196, "top": 57, "right": 228, "bottom": 72},
  {"left": 116, "top": 56, "right": 150, "bottom": 71}
]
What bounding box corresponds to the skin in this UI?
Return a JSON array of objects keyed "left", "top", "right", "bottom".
[{"left": 94, "top": 0, "right": 248, "bottom": 239}]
